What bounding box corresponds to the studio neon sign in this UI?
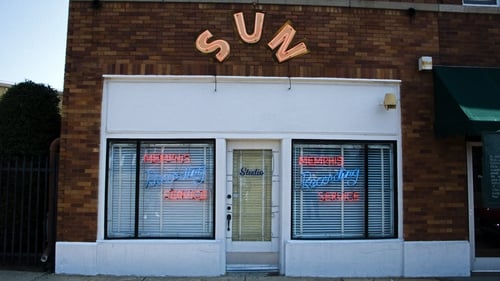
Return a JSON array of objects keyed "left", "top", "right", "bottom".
[{"left": 195, "top": 11, "right": 309, "bottom": 63}]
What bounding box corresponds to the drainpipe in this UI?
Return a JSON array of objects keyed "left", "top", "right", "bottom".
[{"left": 41, "top": 137, "right": 60, "bottom": 270}]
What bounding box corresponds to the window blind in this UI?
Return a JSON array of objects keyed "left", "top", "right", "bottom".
[
  {"left": 292, "top": 141, "right": 396, "bottom": 239},
  {"left": 367, "top": 144, "right": 395, "bottom": 238},
  {"left": 106, "top": 140, "right": 215, "bottom": 239},
  {"left": 107, "top": 142, "right": 136, "bottom": 238}
]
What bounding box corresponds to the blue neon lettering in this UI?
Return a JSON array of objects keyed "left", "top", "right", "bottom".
[
  {"left": 145, "top": 166, "right": 206, "bottom": 188},
  {"left": 301, "top": 168, "right": 360, "bottom": 189}
]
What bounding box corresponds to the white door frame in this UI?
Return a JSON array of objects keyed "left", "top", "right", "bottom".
[{"left": 225, "top": 140, "right": 281, "bottom": 268}]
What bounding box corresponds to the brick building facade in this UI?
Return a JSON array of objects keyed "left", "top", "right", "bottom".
[{"left": 57, "top": 0, "right": 500, "bottom": 277}]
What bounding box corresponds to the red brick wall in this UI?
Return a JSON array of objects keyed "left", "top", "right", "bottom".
[
  {"left": 60, "top": 1, "right": 499, "bottom": 241},
  {"left": 439, "top": 13, "right": 500, "bottom": 66}
]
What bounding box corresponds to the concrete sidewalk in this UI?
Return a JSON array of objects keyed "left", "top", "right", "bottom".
[{"left": 1, "top": 271, "right": 500, "bottom": 281}]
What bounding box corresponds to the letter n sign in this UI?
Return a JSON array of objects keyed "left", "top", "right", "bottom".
[{"left": 195, "top": 11, "right": 309, "bottom": 63}]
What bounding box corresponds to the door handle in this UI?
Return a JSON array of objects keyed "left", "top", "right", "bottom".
[{"left": 226, "top": 214, "right": 232, "bottom": 231}]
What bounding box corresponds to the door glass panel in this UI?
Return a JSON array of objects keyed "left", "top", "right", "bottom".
[
  {"left": 473, "top": 146, "right": 500, "bottom": 257},
  {"left": 232, "top": 150, "right": 272, "bottom": 242}
]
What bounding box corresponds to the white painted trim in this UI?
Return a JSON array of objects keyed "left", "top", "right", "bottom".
[
  {"left": 102, "top": 74, "right": 401, "bottom": 86},
  {"left": 225, "top": 140, "right": 281, "bottom": 254},
  {"left": 467, "top": 141, "right": 480, "bottom": 270},
  {"left": 280, "top": 138, "right": 292, "bottom": 275}
]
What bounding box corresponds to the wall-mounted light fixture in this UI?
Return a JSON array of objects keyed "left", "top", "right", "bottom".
[{"left": 383, "top": 93, "right": 397, "bottom": 110}]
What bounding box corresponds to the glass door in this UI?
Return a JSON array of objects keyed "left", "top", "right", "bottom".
[
  {"left": 226, "top": 141, "right": 280, "bottom": 271},
  {"left": 468, "top": 142, "right": 500, "bottom": 271}
]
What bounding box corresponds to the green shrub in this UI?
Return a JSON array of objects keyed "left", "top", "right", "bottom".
[{"left": 0, "top": 81, "right": 61, "bottom": 155}]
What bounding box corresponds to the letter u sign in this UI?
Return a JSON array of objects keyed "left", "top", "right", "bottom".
[{"left": 195, "top": 11, "right": 309, "bottom": 63}]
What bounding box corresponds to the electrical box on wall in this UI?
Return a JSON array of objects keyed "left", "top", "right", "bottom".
[{"left": 418, "top": 56, "right": 433, "bottom": 71}]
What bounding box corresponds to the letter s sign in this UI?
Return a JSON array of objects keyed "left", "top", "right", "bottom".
[{"left": 195, "top": 30, "right": 231, "bottom": 62}]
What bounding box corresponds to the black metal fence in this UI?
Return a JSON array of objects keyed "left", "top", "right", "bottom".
[{"left": 0, "top": 154, "right": 56, "bottom": 270}]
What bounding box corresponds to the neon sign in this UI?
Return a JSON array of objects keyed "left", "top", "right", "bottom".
[
  {"left": 267, "top": 21, "right": 309, "bottom": 63},
  {"left": 163, "top": 189, "right": 208, "bottom": 201},
  {"left": 318, "top": 191, "right": 360, "bottom": 202},
  {"left": 145, "top": 167, "right": 206, "bottom": 188},
  {"left": 233, "top": 11, "right": 264, "bottom": 44},
  {"left": 298, "top": 156, "right": 344, "bottom": 167},
  {"left": 143, "top": 153, "right": 191, "bottom": 164},
  {"left": 195, "top": 11, "right": 309, "bottom": 63},
  {"left": 301, "top": 168, "right": 360, "bottom": 188}
]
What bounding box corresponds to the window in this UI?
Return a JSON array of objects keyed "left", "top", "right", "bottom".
[
  {"left": 292, "top": 140, "right": 397, "bottom": 239},
  {"left": 105, "top": 139, "right": 215, "bottom": 239},
  {"left": 463, "top": 0, "right": 498, "bottom": 6}
]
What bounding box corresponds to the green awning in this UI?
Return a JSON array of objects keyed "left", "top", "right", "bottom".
[{"left": 434, "top": 66, "right": 500, "bottom": 137}]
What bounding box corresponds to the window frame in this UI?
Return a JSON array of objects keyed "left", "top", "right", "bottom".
[
  {"left": 463, "top": 0, "right": 498, "bottom": 6},
  {"left": 104, "top": 138, "right": 216, "bottom": 240},
  {"left": 291, "top": 139, "right": 398, "bottom": 240}
]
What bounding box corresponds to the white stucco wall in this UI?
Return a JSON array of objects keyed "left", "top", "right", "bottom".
[
  {"left": 102, "top": 76, "right": 401, "bottom": 137},
  {"left": 56, "top": 240, "right": 471, "bottom": 277},
  {"left": 403, "top": 241, "right": 470, "bottom": 277},
  {"left": 56, "top": 240, "right": 225, "bottom": 276},
  {"left": 285, "top": 240, "right": 403, "bottom": 277},
  {"left": 284, "top": 240, "right": 470, "bottom": 278}
]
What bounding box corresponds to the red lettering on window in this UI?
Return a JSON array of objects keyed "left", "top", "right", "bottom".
[
  {"left": 318, "top": 191, "right": 360, "bottom": 202},
  {"left": 353, "top": 191, "right": 359, "bottom": 201},
  {"left": 143, "top": 154, "right": 191, "bottom": 164},
  {"left": 299, "top": 156, "right": 344, "bottom": 167},
  {"left": 163, "top": 189, "right": 208, "bottom": 201}
]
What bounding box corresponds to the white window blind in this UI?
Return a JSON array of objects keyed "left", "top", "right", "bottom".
[
  {"left": 106, "top": 140, "right": 215, "bottom": 239},
  {"left": 107, "top": 142, "right": 137, "bottom": 238},
  {"left": 367, "top": 144, "right": 395, "bottom": 238},
  {"left": 292, "top": 141, "right": 396, "bottom": 239}
]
